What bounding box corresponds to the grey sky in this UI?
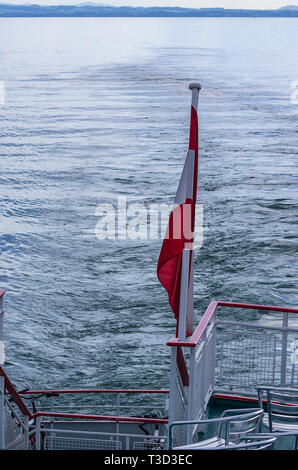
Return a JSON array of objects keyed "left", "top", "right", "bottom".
[{"left": 5, "top": 0, "right": 298, "bottom": 8}]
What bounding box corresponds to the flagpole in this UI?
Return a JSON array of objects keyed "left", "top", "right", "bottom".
[
  {"left": 177, "top": 248, "right": 190, "bottom": 341},
  {"left": 177, "top": 83, "right": 201, "bottom": 342},
  {"left": 189, "top": 82, "right": 201, "bottom": 108}
]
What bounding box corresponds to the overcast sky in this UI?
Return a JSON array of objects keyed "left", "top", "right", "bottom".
[{"left": 5, "top": 0, "right": 298, "bottom": 8}]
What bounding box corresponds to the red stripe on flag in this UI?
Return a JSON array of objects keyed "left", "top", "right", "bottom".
[{"left": 190, "top": 106, "right": 198, "bottom": 225}]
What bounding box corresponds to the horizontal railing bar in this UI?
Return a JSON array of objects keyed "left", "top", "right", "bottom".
[
  {"left": 36, "top": 427, "right": 167, "bottom": 440},
  {"left": 217, "top": 301, "right": 298, "bottom": 314},
  {"left": 35, "top": 405, "right": 165, "bottom": 409},
  {"left": 166, "top": 339, "right": 196, "bottom": 347},
  {"left": 213, "top": 392, "right": 259, "bottom": 402},
  {"left": 21, "top": 389, "right": 169, "bottom": 395},
  {"left": 256, "top": 385, "right": 298, "bottom": 392},
  {"left": 217, "top": 319, "right": 298, "bottom": 333},
  {"left": 32, "top": 411, "right": 168, "bottom": 424}
]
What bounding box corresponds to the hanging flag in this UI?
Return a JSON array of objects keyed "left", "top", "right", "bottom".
[{"left": 157, "top": 83, "right": 200, "bottom": 338}]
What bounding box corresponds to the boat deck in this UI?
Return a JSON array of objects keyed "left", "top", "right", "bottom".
[{"left": 1, "top": 292, "right": 298, "bottom": 450}]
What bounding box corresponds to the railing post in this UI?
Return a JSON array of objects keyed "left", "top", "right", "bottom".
[
  {"left": 50, "top": 396, "right": 55, "bottom": 432},
  {"left": 35, "top": 416, "right": 41, "bottom": 450},
  {"left": 280, "top": 312, "right": 289, "bottom": 386},
  {"left": 211, "top": 314, "right": 217, "bottom": 390},
  {"left": 116, "top": 393, "right": 120, "bottom": 415},
  {"left": 0, "top": 375, "right": 4, "bottom": 450},
  {"left": 116, "top": 394, "right": 120, "bottom": 436},
  {"left": 168, "top": 346, "right": 177, "bottom": 426},
  {"left": 24, "top": 415, "right": 29, "bottom": 450},
  {"left": 178, "top": 249, "right": 190, "bottom": 341},
  {"left": 50, "top": 396, "right": 55, "bottom": 413},
  {"left": 186, "top": 347, "right": 195, "bottom": 444},
  {"left": 200, "top": 330, "right": 207, "bottom": 411}
]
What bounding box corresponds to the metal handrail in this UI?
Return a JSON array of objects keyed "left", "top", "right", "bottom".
[
  {"left": 256, "top": 385, "right": 298, "bottom": 392},
  {"left": 31, "top": 411, "right": 168, "bottom": 424},
  {"left": 167, "top": 300, "right": 298, "bottom": 348},
  {"left": 217, "top": 301, "right": 298, "bottom": 314},
  {"left": 20, "top": 389, "right": 169, "bottom": 395},
  {"left": 32, "top": 422, "right": 167, "bottom": 450}
]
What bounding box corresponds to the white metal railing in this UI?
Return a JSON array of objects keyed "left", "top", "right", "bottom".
[
  {"left": 3, "top": 396, "right": 28, "bottom": 450},
  {"left": 0, "top": 291, "right": 169, "bottom": 451},
  {"left": 33, "top": 419, "right": 167, "bottom": 450},
  {"left": 18, "top": 388, "right": 169, "bottom": 421},
  {"left": 216, "top": 318, "right": 298, "bottom": 393},
  {"left": 0, "top": 389, "right": 29, "bottom": 450},
  {"left": 187, "top": 319, "right": 216, "bottom": 440},
  {"left": 44, "top": 435, "right": 122, "bottom": 450},
  {"left": 167, "top": 301, "right": 298, "bottom": 446},
  {"left": 22, "top": 402, "right": 167, "bottom": 418},
  {"left": 168, "top": 348, "right": 188, "bottom": 446},
  {"left": 1, "top": 288, "right": 298, "bottom": 450},
  {"left": 0, "top": 291, "right": 30, "bottom": 450},
  {"left": 168, "top": 319, "right": 216, "bottom": 446}
]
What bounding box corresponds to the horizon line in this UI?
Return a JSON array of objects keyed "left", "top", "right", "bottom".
[{"left": 0, "top": 3, "right": 298, "bottom": 10}]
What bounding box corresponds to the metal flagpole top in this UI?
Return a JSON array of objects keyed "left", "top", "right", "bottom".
[{"left": 189, "top": 83, "right": 202, "bottom": 91}]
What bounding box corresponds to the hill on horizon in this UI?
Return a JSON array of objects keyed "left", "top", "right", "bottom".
[{"left": 0, "top": 3, "right": 298, "bottom": 16}]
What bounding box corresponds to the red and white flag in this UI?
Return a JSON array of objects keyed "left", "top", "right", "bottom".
[{"left": 157, "top": 84, "right": 200, "bottom": 338}]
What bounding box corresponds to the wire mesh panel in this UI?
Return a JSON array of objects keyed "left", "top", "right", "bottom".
[
  {"left": 172, "top": 377, "right": 187, "bottom": 446},
  {"left": 187, "top": 322, "right": 216, "bottom": 426},
  {"left": 168, "top": 362, "right": 188, "bottom": 447},
  {"left": 288, "top": 334, "right": 298, "bottom": 387},
  {"left": 217, "top": 330, "right": 277, "bottom": 391},
  {"left": 4, "top": 407, "right": 26, "bottom": 450},
  {"left": 44, "top": 436, "right": 122, "bottom": 450},
  {"left": 133, "top": 439, "right": 166, "bottom": 450},
  {"left": 291, "top": 364, "right": 298, "bottom": 387},
  {"left": 184, "top": 322, "right": 216, "bottom": 444}
]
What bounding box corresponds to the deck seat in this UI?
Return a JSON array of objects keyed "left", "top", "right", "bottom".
[
  {"left": 175, "top": 436, "right": 276, "bottom": 450},
  {"left": 257, "top": 386, "right": 298, "bottom": 449},
  {"left": 262, "top": 413, "right": 298, "bottom": 432},
  {"left": 170, "top": 408, "right": 263, "bottom": 450},
  {"left": 175, "top": 436, "right": 228, "bottom": 449}
]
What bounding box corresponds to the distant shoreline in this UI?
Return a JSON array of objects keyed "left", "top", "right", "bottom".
[{"left": 0, "top": 5, "right": 298, "bottom": 18}]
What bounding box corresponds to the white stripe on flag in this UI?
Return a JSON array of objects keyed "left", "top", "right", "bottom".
[{"left": 174, "top": 150, "right": 195, "bottom": 204}]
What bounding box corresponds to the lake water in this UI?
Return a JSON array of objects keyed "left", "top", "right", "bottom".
[{"left": 0, "top": 18, "right": 297, "bottom": 391}]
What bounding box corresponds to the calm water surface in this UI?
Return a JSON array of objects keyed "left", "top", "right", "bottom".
[{"left": 0, "top": 18, "right": 297, "bottom": 391}]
